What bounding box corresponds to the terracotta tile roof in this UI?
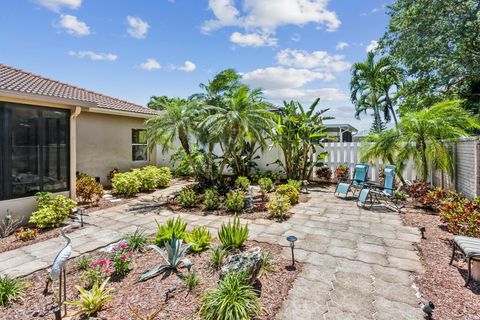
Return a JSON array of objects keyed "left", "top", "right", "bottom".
[{"left": 0, "top": 64, "right": 159, "bottom": 115}]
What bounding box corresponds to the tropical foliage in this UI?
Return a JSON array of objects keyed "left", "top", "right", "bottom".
[
  {"left": 0, "top": 275, "right": 26, "bottom": 307},
  {"left": 218, "top": 216, "right": 249, "bottom": 250},
  {"left": 66, "top": 279, "right": 114, "bottom": 317}
]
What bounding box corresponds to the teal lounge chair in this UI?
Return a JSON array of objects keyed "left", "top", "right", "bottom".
[
  {"left": 334, "top": 164, "right": 369, "bottom": 198},
  {"left": 357, "top": 165, "right": 403, "bottom": 212}
]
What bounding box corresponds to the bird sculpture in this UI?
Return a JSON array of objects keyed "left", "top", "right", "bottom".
[{"left": 46, "top": 226, "right": 73, "bottom": 316}]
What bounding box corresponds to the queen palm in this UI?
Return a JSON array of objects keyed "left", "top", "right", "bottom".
[
  {"left": 200, "top": 85, "right": 274, "bottom": 176},
  {"left": 350, "top": 52, "right": 400, "bottom": 131},
  {"left": 145, "top": 98, "right": 202, "bottom": 177}
]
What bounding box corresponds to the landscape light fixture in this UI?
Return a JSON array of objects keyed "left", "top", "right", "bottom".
[
  {"left": 286, "top": 235, "right": 298, "bottom": 266},
  {"left": 78, "top": 207, "right": 85, "bottom": 228},
  {"left": 419, "top": 226, "right": 426, "bottom": 239},
  {"left": 53, "top": 306, "right": 62, "bottom": 320}
]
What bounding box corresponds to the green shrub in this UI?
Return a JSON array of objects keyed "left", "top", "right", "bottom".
[
  {"left": 258, "top": 177, "right": 274, "bottom": 193},
  {"left": 157, "top": 167, "right": 172, "bottom": 188},
  {"left": 275, "top": 184, "right": 299, "bottom": 205},
  {"left": 225, "top": 192, "right": 245, "bottom": 213},
  {"left": 133, "top": 166, "right": 159, "bottom": 192},
  {"left": 76, "top": 256, "right": 92, "bottom": 271},
  {"left": 81, "top": 263, "right": 110, "bottom": 289},
  {"left": 29, "top": 192, "right": 76, "bottom": 229},
  {"left": 66, "top": 279, "right": 114, "bottom": 317},
  {"left": 209, "top": 246, "right": 226, "bottom": 269},
  {"left": 266, "top": 195, "right": 291, "bottom": 220},
  {"left": 198, "top": 272, "right": 260, "bottom": 320},
  {"left": 124, "top": 228, "right": 148, "bottom": 252},
  {"left": 287, "top": 179, "right": 302, "bottom": 191},
  {"left": 177, "top": 187, "right": 199, "bottom": 208},
  {"left": 259, "top": 250, "right": 276, "bottom": 277},
  {"left": 394, "top": 191, "right": 408, "bottom": 201},
  {"left": 203, "top": 188, "right": 221, "bottom": 210},
  {"left": 111, "top": 172, "right": 141, "bottom": 197},
  {"left": 76, "top": 175, "right": 104, "bottom": 205},
  {"left": 218, "top": 216, "right": 249, "bottom": 250},
  {"left": 0, "top": 275, "right": 26, "bottom": 307},
  {"left": 184, "top": 270, "right": 200, "bottom": 291},
  {"left": 185, "top": 226, "right": 214, "bottom": 252},
  {"left": 153, "top": 216, "right": 187, "bottom": 246},
  {"left": 235, "top": 176, "right": 250, "bottom": 191}
]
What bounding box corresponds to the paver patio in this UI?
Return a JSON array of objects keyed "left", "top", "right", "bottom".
[{"left": 0, "top": 184, "right": 424, "bottom": 319}]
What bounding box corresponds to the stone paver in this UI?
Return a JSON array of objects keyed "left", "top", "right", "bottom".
[{"left": 0, "top": 184, "right": 423, "bottom": 319}]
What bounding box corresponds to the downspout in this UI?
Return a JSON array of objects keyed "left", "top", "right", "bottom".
[{"left": 70, "top": 106, "right": 82, "bottom": 200}]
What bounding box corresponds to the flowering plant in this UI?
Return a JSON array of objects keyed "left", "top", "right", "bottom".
[
  {"left": 81, "top": 259, "right": 112, "bottom": 288},
  {"left": 15, "top": 227, "right": 40, "bottom": 241},
  {"left": 111, "top": 241, "right": 133, "bottom": 277}
]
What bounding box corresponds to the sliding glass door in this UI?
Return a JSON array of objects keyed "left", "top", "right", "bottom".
[{"left": 0, "top": 102, "right": 70, "bottom": 200}]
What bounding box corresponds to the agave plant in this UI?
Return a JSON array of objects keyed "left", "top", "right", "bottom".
[{"left": 138, "top": 232, "right": 194, "bottom": 282}]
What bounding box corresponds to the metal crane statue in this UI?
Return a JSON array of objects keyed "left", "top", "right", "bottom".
[{"left": 46, "top": 226, "right": 73, "bottom": 316}]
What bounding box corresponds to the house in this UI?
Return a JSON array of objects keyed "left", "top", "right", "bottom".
[
  {"left": 0, "top": 64, "right": 159, "bottom": 219},
  {"left": 324, "top": 124, "right": 358, "bottom": 142}
]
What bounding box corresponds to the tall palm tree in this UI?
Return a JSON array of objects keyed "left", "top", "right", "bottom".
[
  {"left": 145, "top": 99, "right": 202, "bottom": 177},
  {"left": 199, "top": 86, "right": 275, "bottom": 176},
  {"left": 350, "top": 52, "right": 400, "bottom": 131},
  {"left": 360, "top": 100, "right": 480, "bottom": 182}
]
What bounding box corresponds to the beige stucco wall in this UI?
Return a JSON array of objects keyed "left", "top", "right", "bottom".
[
  {"left": 76, "top": 111, "right": 156, "bottom": 184},
  {"left": 0, "top": 191, "right": 70, "bottom": 221}
]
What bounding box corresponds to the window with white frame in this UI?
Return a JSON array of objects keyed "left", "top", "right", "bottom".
[{"left": 132, "top": 129, "right": 148, "bottom": 161}]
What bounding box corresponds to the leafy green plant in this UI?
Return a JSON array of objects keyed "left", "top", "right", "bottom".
[
  {"left": 198, "top": 272, "right": 260, "bottom": 320},
  {"left": 81, "top": 259, "right": 112, "bottom": 288},
  {"left": 275, "top": 184, "right": 299, "bottom": 205},
  {"left": 185, "top": 226, "right": 214, "bottom": 252},
  {"left": 154, "top": 216, "right": 187, "bottom": 246},
  {"left": 0, "top": 275, "right": 26, "bottom": 307},
  {"left": 251, "top": 169, "right": 280, "bottom": 184},
  {"left": 133, "top": 166, "right": 160, "bottom": 192},
  {"left": 203, "top": 188, "right": 221, "bottom": 210},
  {"left": 76, "top": 175, "right": 104, "bottom": 205},
  {"left": 259, "top": 250, "right": 276, "bottom": 278},
  {"left": 287, "top": 179, "right": 302, "bottom": 190},
  {"left": 235, "top": 176, "right": 250, "bottom": 191},
  {"left": 111, "top": 172, "right": 141, "bottom": 197},
  {"left": 209, "top": 246, "right": 226, "bottom": 269},
  {"left": 76, "top": 256, "right": 92, "bottom": 271},
  {"left": 266, "top": 195, "right": 291, "bottom": 220},
  {"left": 218, "top": 216, "right": 249, "bottom": 250},
  {"left": 66, "top": 279, "right": 114, "bottom": 317},
  {"left": 111, "top": 241, "right": 133, "bottom": 278},
  {"left": 124, "top": 228, "right": 148, "bottom": 252},
  {"left": 176, "top": 187, "right": 199, "bottom": 208},
  {"left": 29, "top": 192, "right": 76, "bottom": 229},
  {"left": 258, "top": 177, "right": 274, "bottom": 194},
  {"left": 138, "top": 234, "right": 193, "bottom": 282},
  {"left": 184, "top": 270, "right": 200, "bottom": 291},
  {"left": 157, "top": 167, "right": 172, "bottom": 188},
  {"left": 225, "top": 192, "right": 245, "bottom": 213},
  {"left": 394, "top": 191, "right": 408, "bottom": 201},
  {"left": 14, "top": 227, "right": 40, "bottom": 241}
]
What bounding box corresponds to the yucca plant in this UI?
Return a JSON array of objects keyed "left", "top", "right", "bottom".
[
  {"left": 154, "top": 216, "right": 187, "bottom": 246},
  {"left": 185, "top": 226, "right": 214, "bottom": 252},
  {"left": 218, "top": 216, "right": 249, "bottom": 250},
  {"left": 209, "top": 246, "right": 226, "bottom": 269},
  {"left": 0, "top": 275, "right": 26, "bottom": 307},
  {"left": 138, "top": 233, "right": 193, "bottom": 282},
  {"left": 66, "top": 278, "right": 114, "bottom": 317},
  {"left": 198, "top": 272, "right": 260, "bottom": 320}
]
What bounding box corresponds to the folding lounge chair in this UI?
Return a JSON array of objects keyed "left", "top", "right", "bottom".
[
  {"left": 357, "top": 165, "right": 403, "bottom": 212},
  {"left": 334, "top": 164, "right": 369, "bottom": 198},
  {"left": 450, "top": 235, "right": 480, "bottom": 287}
]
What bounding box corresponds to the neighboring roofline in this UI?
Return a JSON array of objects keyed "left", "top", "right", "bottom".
[{"left": 324, "top": 123, "right": 358, "bottom": 132}]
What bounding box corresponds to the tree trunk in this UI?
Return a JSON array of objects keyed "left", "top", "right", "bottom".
[{"left": 419, "top": 140, "right": 429, "bottom": 182}]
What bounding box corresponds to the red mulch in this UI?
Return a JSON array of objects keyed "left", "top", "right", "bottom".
[
  {"left": 401, "top": 205, "right": 480, "bottom": 320},
  {"left": 3, "top": 240, "right": 299, "bottom": 320}
]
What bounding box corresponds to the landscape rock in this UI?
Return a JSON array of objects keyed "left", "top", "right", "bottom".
[{"left": 219, "top": 246, "right": 264, "bottom": 284}]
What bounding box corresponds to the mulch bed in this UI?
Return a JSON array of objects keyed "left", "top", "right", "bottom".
[
  {"left": 3, "top": 240, "right": 299, "bottom": 320},
  {"left": 400, "top": 205, "right": 480, "bottom": 320}
]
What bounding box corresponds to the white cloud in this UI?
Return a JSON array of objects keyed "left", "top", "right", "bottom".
[
  {"left": 276, "top": 49, "right": 350, "bottom": 74},
  {"left": 127, "top": 16, "right": 149, "bottom": 39},
  {"left": 242, "top": 67, "right": 330, "bottom": 90},
  {"left": 263, "top": 87, "right": 348, "bottom": 102},
  {"left": 335, "top": 41, "right": 348, "bottom": 50},
  {"left": 58, "top": 14, "right": 90, "bottom": 36},
  {"left": 202, "top": 0, "right": 340, "bottom": 43},
  {"left": 68, "top": 51, "right": 117, "bottom": 61},
  {"left": 139, "top": 58, "right": 161, "bottom": 70},
  {"left": 35, "top": 0, "right": 81, "bottom": 12},
  {"left": 177, "top": 61, "right": 197, "bottom": 72},
  {"left": 230, "top": 31, "right": 277, "bottom": 47},
  {"left": 366, "top": 40, "right": 379, "bottom": 52}
]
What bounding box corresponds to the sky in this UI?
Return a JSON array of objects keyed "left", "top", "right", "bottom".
[{"left": 0, "top": 0, "right": 391, "bottom": 131}]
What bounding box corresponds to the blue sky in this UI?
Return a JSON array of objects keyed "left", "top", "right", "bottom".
[{"left": 0, "top": 0, "right": 391, "bottom": 130}]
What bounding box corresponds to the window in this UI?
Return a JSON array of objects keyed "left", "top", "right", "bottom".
[
  {"left": 132, "top": 129, "right": 148, "bottom": 161},
  {"left": 0, "top": 103, "right": 70, "bottom": 200}
]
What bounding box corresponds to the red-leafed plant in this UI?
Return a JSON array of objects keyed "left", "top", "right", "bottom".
[
  {"left": 335, "top": 164, "right": 349, "bottom": 180},
  {"left": 15, "top": 227, "right": 40, "bottom": 241},
  {"left": 316, "top": 166, "right": 332, "bottom": 181},
  {"left": 407, "top": 180, "right": 432, "bottom": 199},
  {"left": 440, "top": 197, "right": 480, "bottom": 237}
]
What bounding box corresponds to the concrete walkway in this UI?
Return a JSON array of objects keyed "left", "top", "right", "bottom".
[{"left": 0, "top": 185, "right": 424, "bottom": 319}]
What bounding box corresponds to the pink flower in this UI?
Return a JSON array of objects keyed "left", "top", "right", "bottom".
[
  {"left": 99, "top": 260, "right": 107, "bottom": 266},
  {"left": 108, "top": 261, "right": 113, "bottom": 266},
  {"left": 120, "top": 242, "right": 127, "bottom": 249},
  {"left": 112, "top": 246, "right": 118, "bottom": 251},
  {"left": 121, "top": 255, "right": 127, "bottom": 261},
  {"left": 91, "top": 263, "right": 98, "bottom": 268},
  {"left": 104, "top": 269, "right": 110, "bottom": 274},
  {"left": 128, "top": 251, "right": 133, "bottom": 255}
]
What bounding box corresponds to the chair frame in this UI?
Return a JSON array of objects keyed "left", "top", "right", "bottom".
[
  {"left": 449, "top": 238, "right": 480, "bottom": 287},
  {"left": 334, "top": 164, "right": 369, "bottom": 199}
]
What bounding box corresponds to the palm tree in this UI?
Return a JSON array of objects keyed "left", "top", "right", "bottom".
[
  {"left": 145, "top": 99, "right": 202, "bottom": 177},
  {"left": 360, "top": 100, "right": 480, "bottom": 182},
  {"left": 350, "top": 52, "right": 400, "bottom": 131},
  {"left": 199, "top": 86, "right": 274, "bottom": 176}
]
